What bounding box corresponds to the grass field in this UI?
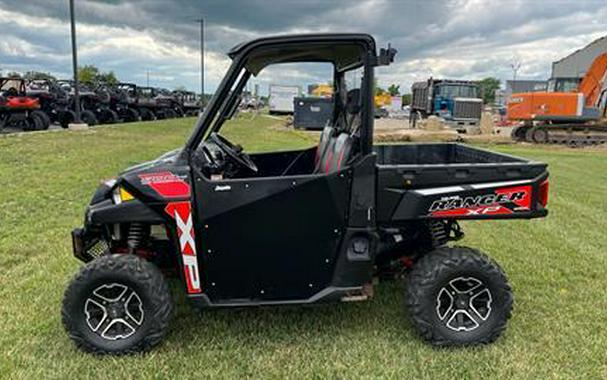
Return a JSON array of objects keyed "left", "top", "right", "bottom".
[{"left": 1, "top": 115, "right": 606, "bottom": 379}]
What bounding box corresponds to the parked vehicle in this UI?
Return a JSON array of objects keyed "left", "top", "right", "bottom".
[
  {"left": 26, "top": 79, "right": 76, "bottom": 128},
  {"left": 63, "top": 33, "right": 549, "bottom": 354},
  {"left": 135, "top": 86, "right": 179, "bottom": 120},
  {"left": 172, "top": 90, "right": 202, "bottom": 116},
  {"left": 508, "top": 52, "right": 607, "bottom": 145},
  {"left": 410, "top": 79, "right": 483, "bottom": 131},
  {"left": 56, "top": 80, "right": 99, "bottom": 126},
  {"left": 0, "top": 77, "right": 49, "bottom": 131},
  {"left": 94, "top": 83, "right": 140, "bottom": 123},
  {"left": 268, "top": 84, "right": 300, "bottom": 114}
]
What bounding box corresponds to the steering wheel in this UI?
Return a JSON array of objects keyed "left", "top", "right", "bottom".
[{"left": 209, "top": 132, "right": 258, "bottom": 173}]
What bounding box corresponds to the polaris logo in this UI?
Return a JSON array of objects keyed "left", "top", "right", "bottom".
[{"left": 429, "top": 191, "right": 526, "bottom": 212}]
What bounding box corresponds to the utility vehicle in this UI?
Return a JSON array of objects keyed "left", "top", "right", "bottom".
[
  {"left": 0, "top": 77, "right": 50, "bottom": 132},
  {"left": 26, "top": 79, "right": 76, "bottom": 129},
  {"left": 63, "top": 34, "right": 549, "bottom": 354},
  {"left": 56, "top": 80, "right": 99, "bottom": 126},
  {"left": 172, "top": 90, "right": 202, "bottom": 116}
]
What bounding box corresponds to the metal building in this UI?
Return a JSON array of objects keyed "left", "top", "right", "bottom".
[
  {"left": 494, "top": 80, "right": 547, "bottom": 106},
  {"left": 550, "top": 35, "right": 607, "bottom": 92}
]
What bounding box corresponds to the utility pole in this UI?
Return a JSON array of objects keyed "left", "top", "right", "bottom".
[
  {"left": 196, "top": 18, "right": 204, "bottom": 109},
  {"left": 510, "top": 58, "right": 522, "bottom": 94},
  {"left": 69, "top": 0, "right": 82, "bottom": 124},
  {"left": 146, "top": 69, "right": 150, "bottom": 87}
]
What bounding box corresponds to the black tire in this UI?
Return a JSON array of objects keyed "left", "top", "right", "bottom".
[
  {"left": 405, "top": 246, "right": 513, "bottom": 346},
  {"left": 59, "top": 110, "right": 76, "bottom": 129},
  {"left": 139, "top": 108, "right": 155, "bottom": 121},
  {"left": 124, "top": 108, "right": 140, "bottom": 122},
  {"left": 62, "top": 254, "right": 173, "bottom": 355},
  {"left": 31, "top": 110, "right": 51, "bottom": 130},
  {"left": 22, "top": 115, "right": 43, "bottom": 131},
  {"left": 81, "top": 110, "right": 98, "bottom": 126},
  {"left": 102, "top": 109, "right": 119, "bottom": 124}
]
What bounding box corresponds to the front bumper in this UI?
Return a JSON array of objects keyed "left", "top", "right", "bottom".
[
  {"left": 71, "top": 225, "right": 109, "bottom": 262},
  {"left": 71, "top": 228, "right": 85, "bottom": 261}
]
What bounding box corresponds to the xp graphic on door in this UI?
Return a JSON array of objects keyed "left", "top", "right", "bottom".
[{"left": 63, "top": 34, "right": 549, "bottom": 354}]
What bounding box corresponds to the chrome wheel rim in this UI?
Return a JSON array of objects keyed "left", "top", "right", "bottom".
[
  {"left": 84, "top": 283, "right": 144, "bottom": 341},
  {"left": 436, "top": 276, "right": 492, "bottom": 332}
]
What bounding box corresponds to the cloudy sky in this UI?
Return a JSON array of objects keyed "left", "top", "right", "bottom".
[{"left": 0, "top": 0, "right": 606, "bottom": 94}]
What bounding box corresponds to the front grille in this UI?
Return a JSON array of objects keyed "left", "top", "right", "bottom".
[
  {"left": 453, "top": 99, "right": 482, "bottom": 119},
  {"left": 86, "top": 239, "right": 109, "bottom": 260}
]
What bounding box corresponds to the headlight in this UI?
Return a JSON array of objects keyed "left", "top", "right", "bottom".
[{"left": 112, "top": 186, "right": 135, "bottom": 204}]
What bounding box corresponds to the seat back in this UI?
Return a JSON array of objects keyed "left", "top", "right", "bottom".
[{"left": 314, "top": 125, "right": 336, "bottom": 172}]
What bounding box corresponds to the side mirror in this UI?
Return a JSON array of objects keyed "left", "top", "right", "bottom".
[{"left": 378, "top": 44, "right": 397, "bottom": 66}]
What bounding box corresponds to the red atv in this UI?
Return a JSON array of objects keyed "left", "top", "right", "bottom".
[{"left": 0, "top": 77, "right": 50, "bottom": 132}]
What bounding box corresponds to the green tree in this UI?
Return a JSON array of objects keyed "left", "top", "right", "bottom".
[
  {"left": 387, "top": 84, "right": 400, "bottom": 96},
  {"left": 478, "top": 77, "right": 500, "bottom": 104},
  {"left": 6, "top": 71, "right": 21, "bottom": 78},
  {"left": 97, "top": 70, "right": 118, "bottom": 85},
  {"left": 78, "top": 65, "right": 99, "bottom": 84},
  {"left": 23, "top": 71, "right": 56, "bottom": 81},
  {"left": 77, "top": 65, "right": 119, "bottom": 85},
  {"left": 401, "top": 93, "right": 412, "bottom": 106},
  {"left": 174, "top": 85, "right": 187, "bottom": 92}
]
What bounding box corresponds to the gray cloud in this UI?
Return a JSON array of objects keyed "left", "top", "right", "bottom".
[{"left": 0, "top": 0, "right": 606, "bottom": 92}]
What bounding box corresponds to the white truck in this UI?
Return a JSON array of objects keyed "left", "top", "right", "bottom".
[{"left": 268, "top": 84, "right": 301, "bottom": 114}]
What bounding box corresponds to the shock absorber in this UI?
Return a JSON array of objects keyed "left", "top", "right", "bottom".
[{"left": 127, "top": 223, "right": 149, "bottom": 251}]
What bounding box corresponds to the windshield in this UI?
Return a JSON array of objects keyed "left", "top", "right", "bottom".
[{"left": 436, "top": 84, "right": 479, "bottom": 98}]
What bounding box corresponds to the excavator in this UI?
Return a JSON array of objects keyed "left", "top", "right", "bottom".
[{"left": 508, "top": 52, "right": 607, "bottom": 145}]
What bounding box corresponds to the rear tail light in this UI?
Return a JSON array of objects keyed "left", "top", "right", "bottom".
[{"left": 539, "top": 179, "right": 549, "bottom": 207}]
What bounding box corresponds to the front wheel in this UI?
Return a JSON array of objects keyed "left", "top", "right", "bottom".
[
  {"left": 62, "top": 254, "right": 173, "bottom": 354},
  {"left": 405, "top": 247, "right": 513, "bottom": 346}
]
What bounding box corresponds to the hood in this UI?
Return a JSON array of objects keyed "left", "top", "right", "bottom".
[{"left": 121, "top": 148, "right": 184, "bottom": 176}]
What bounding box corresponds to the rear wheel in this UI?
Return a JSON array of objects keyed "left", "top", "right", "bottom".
[
  {"left": 101, "top": 109, "right": 119, "bottom": 124},
  {"left": 31, "top": 110, "right": 51, "bottom": 130},
  {"left": 59, "top": 110, "right": 76, "bottom": 128},
  {"left": 405, "top": 247, "right": 513, "bottom": 346},
  {"left": 123, "top": 108, "right": 140, "bottom": 122},
  {"left": 81, "top": 110, "right": 98, "bottom": 126},
  {"left": 139, "top": 108, "right": 155, "bottom": 121},
  {"left": 62, "top": 254, "right": 172, "bottom": 354}
]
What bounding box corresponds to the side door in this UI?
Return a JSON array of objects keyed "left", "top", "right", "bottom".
[{"left": 192, "top": 170, "right": 351, "bottom": 303}]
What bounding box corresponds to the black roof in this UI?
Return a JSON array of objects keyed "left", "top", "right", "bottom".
[{"left": 228, "top": 33, "right": 377, "bottom": 74}]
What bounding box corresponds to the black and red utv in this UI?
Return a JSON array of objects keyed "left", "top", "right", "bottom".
[
  {"left": 0, "top": 77, "right": 50, "bottom": 132},
  {"left": 63, "top": 34, "right": 549, "bottom": 354}
]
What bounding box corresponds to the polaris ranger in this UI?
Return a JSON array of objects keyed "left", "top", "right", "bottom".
[
  {"left": 63, "top": 34, "right": 549, "bottom": 354},
  {"left": 0, "top": 77, "right": 50, "bottom": 132},
  {"left": 410, "top": 78, "right": 483, "bottom": 131}
]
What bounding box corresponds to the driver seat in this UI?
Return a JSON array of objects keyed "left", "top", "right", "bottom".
[{"left": 313, "top": 89, "right": 359, "bottom": 174}]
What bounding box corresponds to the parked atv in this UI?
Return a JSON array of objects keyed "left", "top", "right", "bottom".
[
  {"left": 102, "top": 83, "right": 140, "bottom": 123},
  {"left": 136, "top": 87, "right": 179, "bottom": 119},
  {"left": 172, "top": 90, "right": 202, "bottom": 116},
  {"left": 0, "top": 77, "right": 50, "bottom": 132},
  {"left": 56, "top": 80, "right": 99, "bottom": 126},
  {"left": 63, "top": 34, "right": 550, "bottom": 354},
  {"left": 26, "top": 79, "right": 77, "bottom": 128}
]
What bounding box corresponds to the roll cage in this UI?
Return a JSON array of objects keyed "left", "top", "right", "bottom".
[{"left": 185, "top": 34, "right": 395, "bottom": 158}]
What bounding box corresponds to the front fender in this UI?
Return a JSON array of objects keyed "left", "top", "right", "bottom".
[{"left": 87, "top": 199, "right": 164, "bottom": 225}]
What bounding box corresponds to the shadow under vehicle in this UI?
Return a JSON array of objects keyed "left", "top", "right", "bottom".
[{"left": 63, "top": 34, "right": 550, "bottom": 354}]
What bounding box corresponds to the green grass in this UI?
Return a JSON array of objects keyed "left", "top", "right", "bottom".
[{"left": 1, "top": 116, "right": 606, "bottom": 379}]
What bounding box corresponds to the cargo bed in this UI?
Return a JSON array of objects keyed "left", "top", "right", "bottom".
[{"left": 374, "top": 143, "right": 549, "bottom": 223}]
